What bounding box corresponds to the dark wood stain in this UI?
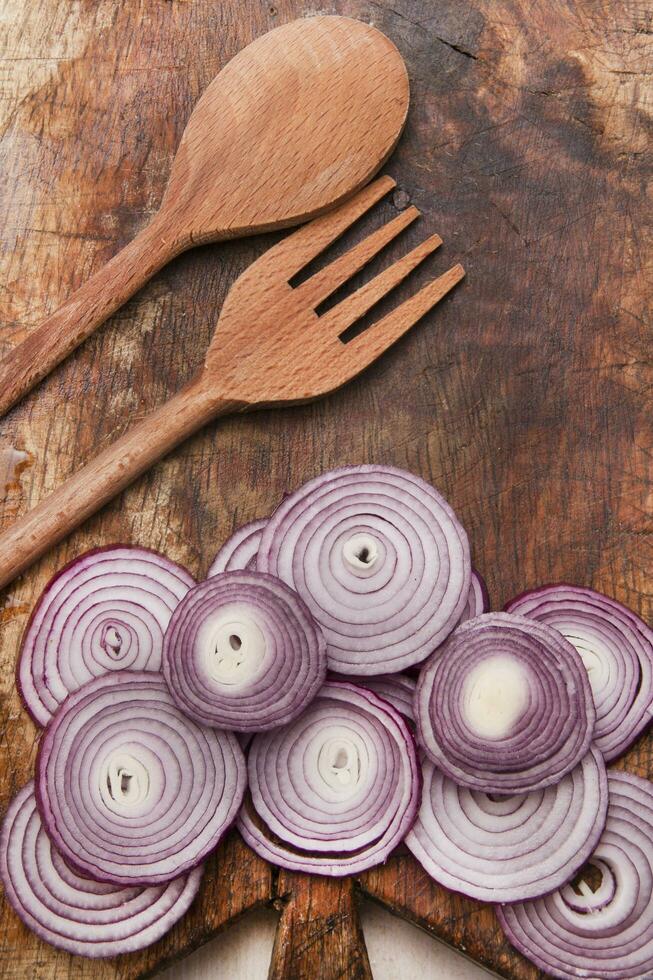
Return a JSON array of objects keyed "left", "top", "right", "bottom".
[{"left": 0, "top": 1, "right": 650, "bottom": 977}]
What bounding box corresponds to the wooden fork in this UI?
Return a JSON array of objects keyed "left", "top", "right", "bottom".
[{"left": 0, "top": 176, "right": 464, "bottom": 590}]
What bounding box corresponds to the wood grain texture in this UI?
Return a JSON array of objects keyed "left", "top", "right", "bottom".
[
  {"left": 0, "top": 1, "right": 650, "bottom": 978},
  {"left": 0, "top": 14, "right": 409, "bottom": 419},
  {"left": 271, "top": 874, "right": 372, "bottom": 980}
]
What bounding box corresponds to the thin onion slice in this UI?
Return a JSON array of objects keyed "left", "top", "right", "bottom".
[
  {"left": 36, "top": 672, "right": 246, "bottom": 885},
  {"left": 18, "top": 545, "right": 195, "bottom": 726},
  {"left": 403, "top": 568, "right": 490, "bottom": 678},
  {"left": 406, "top": 747, "right": 607, "bottom": 903},
  {"left": 163, "top": 571, "right": 327, "bottom": 731},
  {"left": 415, "top": 612, "right": 596, "bottom": 793},
  {"left": 340, "top": 673, "right": 416, "bottom": 724},
  {"left": 237, "top": 681, "right": 420, "bottom": 876},
  {"left": 459, "top": 568, "right": 490, "bottom": 623},
  {"left": 207, "top": 519, "right": 267, "bottom": 575},
  {"left": 506, "top": 584, "right": 653, "bottom": 761},
  {"left": 257, "top": 465, "right": 471, "bottom": 674},
  {"left": 0, "top": 782, "right": 202, "bottom": 957},
  {"left": 498, "top": 771, "right": 653, "bottom": 979}
]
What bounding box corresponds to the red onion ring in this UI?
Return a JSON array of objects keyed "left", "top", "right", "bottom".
[
  {"left": 18, "top": 545, "right": 195, "bottom": 726},
  {"left": 237, "top": 681, "right": 420, "bottom": 876},
  {"left": 0, "top": 782, "right": 202, "bottom": 957},
  {"left": 498, "top": 771, "right": 653, "bottom": 978},
  {"left": 163, "top": 571, "right": 327, "bottom": 731},
  {"left": 415, "top": 613, "right": 596, "bottom": 793},
  {"left": 403, "top": 567, "right": 490, "bottom": 677},
  {"left": 36, "top": 672, "right": 246, "bottom": 885},
  {"left": 406, "top": 747, "right": 607, "bottom": 903},
  {"left": 349, "top": 674, "right": 416, "bottom": 724},
  {"left": 207, "top": 519, "right": 267, "bottom": 574},
  {"left": 257, "top": 465, "right": 471, "bottom": 675},
  {"left": 506, "top": 585, "right": 653, "bottom": 761},
  {"left": 459, "top": 568, "right": 490, "bottom": 623}
]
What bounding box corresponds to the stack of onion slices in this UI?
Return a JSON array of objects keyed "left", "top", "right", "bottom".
[
  {"left": 237, "top": 682, "right": 420, "bottom": 875},
  {"left": 36, "top": 672, "right": 246, "bottom": 884},
  {"left": 506, "top": 584, "right": 653, "bottom": 762},
  {"left": 0, "top": 782, "right": 202, "bottom": 957},
  {"left": 498, "top": 772, "right": 653, "bottom": 979},
  {"left": 163, "top": 571, "right": 327, "bottom": 731},
  {"left": 257, "top": 464, "right": 471, "bottom": 675},
  {"left": 415, "top": 613, "right": 596, "bottom": 793}
]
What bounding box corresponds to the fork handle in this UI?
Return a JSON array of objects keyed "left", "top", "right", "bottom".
[
  {"left": 0, "top": 212, "right": 182, "bottom": 419},
  {"left": 0, "top": 381, "right": 243, "bottom": 590}
]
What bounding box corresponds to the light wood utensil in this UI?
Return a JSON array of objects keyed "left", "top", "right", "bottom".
[
  {"left": 0, "top": 15, "right": 409, "bottom": 419},
  {"left": 0, "top": 176, "right": 464, "bottom": 589}
]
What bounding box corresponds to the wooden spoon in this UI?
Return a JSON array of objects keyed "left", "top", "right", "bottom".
[{"left": 0, "top": 15, "right": 409, "bottom": 418}]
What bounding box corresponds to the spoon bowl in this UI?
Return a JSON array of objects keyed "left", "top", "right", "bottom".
[{"left": 165, "top": 15, "right": 410, "bottom": 244}]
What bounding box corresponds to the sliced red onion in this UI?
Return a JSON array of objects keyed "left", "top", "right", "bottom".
[
  {"left": 415, "top": 613, "right": 596, "bottom": 793},
  {"left": 498, "top": 771, "right": 653, "bottom": 978},
  {"left": 237, "top": 681, "right": 420, "bottom": 876},
  {"left": 36, "top": 672, "right": 246, "bottom": 885},
  {"left": 207, "top": 519, "right": 267, "bottom": 575},
  {"left": 0, "top": 782, "right": 202, "bottom": 957},
  {"left": 459, "top": 568, "right": 490, "bottom": 623},
  {"left": 257, "top": 465, "right": 471, "bottom": 675},
  {"left": 352, "top": 674, "right": 416, "bottom": 723},
  {"left": 18, "top": 545, "right": 195, "bottom": 727},
  {"left": 506, "top": 585, "right": 653, "bottom": 761},
  {"left": 163, "top": 571, "right": 327, "bottom": 731},
  {"left": 406, "top": 747, "right": 607, "bottom": 903},
  {"left": 404, "top": 567, "right": 490, "bottom": 678}
]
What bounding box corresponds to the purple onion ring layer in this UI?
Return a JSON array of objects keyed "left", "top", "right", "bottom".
[
  {"left": 415, "top": 612, "right": 596, "bottom": 793},
  {"left": 237, "top": 682, "right": 420, "bottom": 876},
  {"left": 163, "top": 571, "right": 327, "bottom": 731},
  {"left": 0, "top": 782, "right": 202, "bottom": 957},
  {"left": 330, "top": 672, "right": 416, "bottom": 725},
  {"left": 406, "top": 747, "right": 607, "bottom": 903},
  {"left": 257, "top": 465, "right": 471, "bottom": 675},
  {"left": 498, "top": 771, "right": 653, "bottom": 979},
  {"left": 18, "top": 545, "right": 195, "bottom": 727},
  {"left": 506, "top": 584, "right": 653, "bottom": 761},
  {"left": 459, "top": 568, "right": 490, "bottom": 624},
  {"left": 207, "top": 519, "right": 267, "bottom": 575},
  {"left": 36, "top": 671, "right": 246, "bottom": 885}
]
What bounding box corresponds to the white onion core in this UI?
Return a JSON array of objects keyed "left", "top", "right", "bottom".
[
  {"left": 342, "top": 533, "right": 380, "bottom": 572},
  {"left": 463, "top": 655, "right": 529, "bottom": 739},
  {"left": 100, "top": 623, "right": 131, "bottom": 662},
  {"left": 317, "top": 737, "right": 362, "bottom": 791},
  {"left": 100, "top": 753, "right": 150, "bottom": 810},
  {"left": 197, "top": 606, "right": 266, "bottom": 687}
]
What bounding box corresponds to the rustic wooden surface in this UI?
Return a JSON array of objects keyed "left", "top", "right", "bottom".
[{"left": 0, "top": 1, "right": 650, "bottom": 978}]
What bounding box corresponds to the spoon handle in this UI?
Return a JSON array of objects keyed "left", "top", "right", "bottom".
[
  {"left": 0, "top": 213, "right": 181, "bottom": 419},
  {"left": 0, "top": 380, "right": 243, "bottom": 590}
]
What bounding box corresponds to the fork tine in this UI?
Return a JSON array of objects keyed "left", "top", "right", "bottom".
[
  {"left": 322, "top": 234, "right": 443, "bottom": 335},
  {"left": 259, "top": 175, "right": 396, "bottom": 281},
  {"left": 341, "top": 263, "right": 465, "bottom": 368},
  {"left": 297, "top": 206, "right": 421, "bottom": 308}
]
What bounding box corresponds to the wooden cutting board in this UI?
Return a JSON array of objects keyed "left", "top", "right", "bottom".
[{"left": 0, "top": 2, "right": 650, "bottom": 978}]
